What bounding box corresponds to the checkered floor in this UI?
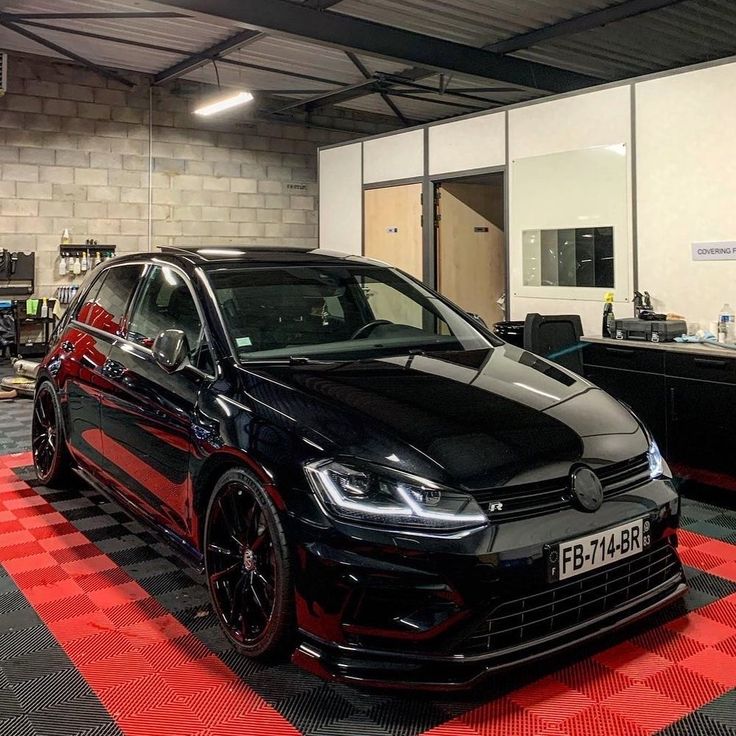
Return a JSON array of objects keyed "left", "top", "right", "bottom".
[
  {"left": 0, "top": 361, "right": 33, "bottom": 456},
  {"left": 0, "top": 447, "right": 734, "bottom": 733}
]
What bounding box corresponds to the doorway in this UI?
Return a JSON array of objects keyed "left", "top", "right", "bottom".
[
  {"left": 363, "top": 183, "right": 423, "bottom": 279},
  {"left": 435, "top": 172, "right": 506, "bottom": 325}
]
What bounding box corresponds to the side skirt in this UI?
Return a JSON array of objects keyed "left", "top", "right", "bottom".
[{"left": 72, "top": 465, "right": 204, "bottom": 572}]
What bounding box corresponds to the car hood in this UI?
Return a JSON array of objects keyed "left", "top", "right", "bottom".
[{"left": 238, "top": 344, "right": 648, "bottom": 490}]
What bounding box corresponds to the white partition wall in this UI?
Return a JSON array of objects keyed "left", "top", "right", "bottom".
[
  {"left": 318, "top": 143, "right": 362, "bottom": 255},
  {"left": 319, "top": 56, "right": 736, "bottom": 335},
  {"left": 429, "top": 113, "right": 506, "bottom": 175},
  {"left": 508, "top": 86, "right": 633, "bottom": 334},
  {"left": 636, "top": 63, "right": 736, "bottom": 328},
  {"left": 363, "top": 129, "right": 424, "bottom": 184}
]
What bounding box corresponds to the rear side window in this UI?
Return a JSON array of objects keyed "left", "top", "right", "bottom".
[{"left": 76, "top": 265, "right": 143, "bottom": 336}]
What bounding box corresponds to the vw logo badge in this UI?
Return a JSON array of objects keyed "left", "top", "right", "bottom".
[{"left": 570, "top": 466, "right": 604, "bottom": 512}]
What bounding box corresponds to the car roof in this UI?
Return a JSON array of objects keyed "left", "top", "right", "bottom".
[{"left": 154, "top": 246, "right": 383, "bottom": 269}]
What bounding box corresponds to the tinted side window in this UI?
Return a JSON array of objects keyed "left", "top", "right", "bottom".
[
  {"left": 75, "top": 271, "right": 108, "bottom": 325},
  {"left": 128, "top": 265, "right": 214, "bottom": 373},
  {"left": 77, "top": 265, "right": 143, "bottom": 336}
]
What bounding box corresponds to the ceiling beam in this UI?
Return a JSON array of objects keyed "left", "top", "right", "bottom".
[
  {"left": 152, "top": 0, "right": 345, "bottom": 86},
  {"left": 152, "top": 28, "right": 264, "bottom": 85},
  {"left": 301, "top": 0, "right": 345, "bottom": 8},
  {"left": 13, "top": 19, "right": 191, "bottom": 54},
  {"left": 386, "top": 91, "right": 486, "bottom": 112},
  {"left": 345, "top": 52, "right": 410, "bottom": 126},
  {"left": 152, "top": 0, "right": 603, "bottom": 93},
  {"left": 380, "top": 74, "right": 509, "bottom": 105},
  {"left": 0, "top": 18, "right": 135, "bottom": 88},
  {"left": 9, "top": 19, "right": 349, "bottom": 87},
  {"left": 486, "top": 0, "right": 690, "bottom": 54},
  {"left": 219, "top": 57, "right": 346, "bottom": 86},
  {"left": 270, "top": 79, "right": 378, "bottom": 113},
  {"left": 0, "top": 12, "right": 190, "bottom": 20}
]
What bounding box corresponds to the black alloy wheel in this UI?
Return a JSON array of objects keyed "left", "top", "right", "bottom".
[
  {"left": 204, "top": 468, "right": 294, "bottom": 659},
  {"left": 32, "top": 381, "right": 70, "bottom": 486}
]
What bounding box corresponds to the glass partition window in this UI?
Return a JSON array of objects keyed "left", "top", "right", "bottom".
[
  {"left": 511, "top": 144, "right": 630, "bottom": 301},
  {"left": 523, "top": 226, "right": 614, "bottom": 288}
]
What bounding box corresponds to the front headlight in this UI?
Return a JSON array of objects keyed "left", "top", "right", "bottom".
[
  {"left": 648, "top": 439, "right": 665, "bottom": 479},
  {"left": 304, "top": 459, "right": 487, "bottom": 532}
]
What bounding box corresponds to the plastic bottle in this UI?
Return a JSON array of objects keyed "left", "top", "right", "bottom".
[
  {"left": 602, "top": 292, "right": 615, "bottom": 338},
  {"left": 61, "top": 228, "right": 71, "bottom": 245},
  {"left": 81, "top": 250, "right": 88, "bottom": 272},
  {"left": 58, "top": 255, "right": 67, "bottom": 277},
  {"left": 718, "top": 303, "right": 734, "bottom": 343}
]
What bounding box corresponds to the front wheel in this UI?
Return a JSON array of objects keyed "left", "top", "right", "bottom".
[
  {"left": 204, "top": 467, "right": 295, "bottom": 659},
  {"left": 32, "top": 381, "right": 71, "bottom": 486}
]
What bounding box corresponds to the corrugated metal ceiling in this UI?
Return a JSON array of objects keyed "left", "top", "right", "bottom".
[
  {"left": 0, "top": 0, "right": 734, "bottom": 127},
  {"left": 332, "top": 0, "right": 614, "bottom": 46},
  {"left": 516, "top": 0, "right": 736, "bottom": 78}
]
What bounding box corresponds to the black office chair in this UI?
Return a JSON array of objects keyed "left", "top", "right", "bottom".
[{"left": 523, "top": 313, "right": 585, "bottom": 375}]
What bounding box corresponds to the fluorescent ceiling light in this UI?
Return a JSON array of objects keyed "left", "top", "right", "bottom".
[{"left": 194, "top": 91, "right": 253, "bottom": 116}]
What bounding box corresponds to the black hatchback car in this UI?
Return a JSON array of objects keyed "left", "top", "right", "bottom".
[{"left": 33, "top": 247, "right": 685, "bottom": 689}]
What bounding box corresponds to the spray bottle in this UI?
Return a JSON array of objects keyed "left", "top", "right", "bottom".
[{"left": 602, "top": 292, "right": 615, "bottom": 338}]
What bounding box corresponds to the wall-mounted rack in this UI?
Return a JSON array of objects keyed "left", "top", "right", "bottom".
[{"left": 60, "top": 243, "right": 117, "bottom": 255}]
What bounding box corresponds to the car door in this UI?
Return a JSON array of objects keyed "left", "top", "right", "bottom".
[
  {"left": 52, "top": 264, "right": 145, "bottom": 473},
  {"left": 98, "top": 263, "right": 216, "bottom": 539}
]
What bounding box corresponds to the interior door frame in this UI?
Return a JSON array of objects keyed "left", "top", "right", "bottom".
[
  {"left": 362, "top": 178, "right": 425, "bottom": 280},
  {"left": 361, "top": 163, "right": 509, "bottom": 321},
  {"left": 433, "top": 172, "right": 507, "bottom": 326},
  {"left": 430, "top": 165, "right": 508, "bottom": 320}
]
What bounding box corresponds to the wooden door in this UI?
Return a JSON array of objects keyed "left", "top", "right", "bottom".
[
  {"left": 364, "top": 183, "right": 423, "bottom": 279},
  {"left": 437, "top": 181, "right": 506, "bottom": 326}
]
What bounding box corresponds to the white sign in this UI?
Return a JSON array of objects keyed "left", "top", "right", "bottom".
[{"left": 692, "top": 241, "right": 736, "bottom": 261}]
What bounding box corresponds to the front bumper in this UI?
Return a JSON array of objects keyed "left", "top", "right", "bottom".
[{"left": 288, "top": 477, "right": 686, "bottom": 689}]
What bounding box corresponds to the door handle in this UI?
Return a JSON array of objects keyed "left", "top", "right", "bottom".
[
  {"left": 61, "top": 340, "right": 74, "bottom": 353},
  {"left": 693, "top": 357, "right": 728, "bottom": 368},
  {"left": 605, "top": 347, "right": 635, "bottom": 356}
]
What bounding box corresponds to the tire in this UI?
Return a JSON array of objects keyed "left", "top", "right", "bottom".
[
  {"left": 31, "top": 380, "right": 72, "bottom": 487},
  {"left": 203, "top": 467, "right": 295, "bottom": 660}
]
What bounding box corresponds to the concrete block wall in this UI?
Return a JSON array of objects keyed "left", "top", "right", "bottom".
[{"left": 0, "top": 54, "right": 374, "bottom": 296}]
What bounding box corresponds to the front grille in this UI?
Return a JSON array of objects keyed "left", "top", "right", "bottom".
[
  {"left": 461, "top": 544, "right": 681, "bottom": 655},
  {"left": 474, "top": 453, "right": 650, "bottom": 522}
]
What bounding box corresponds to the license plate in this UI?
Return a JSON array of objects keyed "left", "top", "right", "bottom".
[{"left": 548, "top": 518, "right": 650, "bottom": 582}]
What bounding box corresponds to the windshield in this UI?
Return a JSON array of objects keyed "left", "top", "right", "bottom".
[{"left": 206, "top": 264, "right": 494, "bottom": 362}]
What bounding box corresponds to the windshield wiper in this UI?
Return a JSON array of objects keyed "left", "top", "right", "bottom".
[{"left": 241, "top": 356, "right": 342, "bottom": 366}]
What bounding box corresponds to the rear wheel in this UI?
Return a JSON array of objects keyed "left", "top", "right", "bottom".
[
  {"left": 204, "top": 468, "right": 295, "bottom": 659},
  {"left": 31, "top": 381, "right": 71, "bottom": 486}
]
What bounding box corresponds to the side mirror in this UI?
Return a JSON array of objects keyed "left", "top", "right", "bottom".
[
  {"left": 466, "top": 312, "right": 488, "bottom": 328},
  {"left": 152, "top": 329, "right": 189, "bottom": 372}
]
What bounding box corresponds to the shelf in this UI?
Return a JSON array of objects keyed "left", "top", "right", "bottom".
[{"left": 60, "top": 243, "right": 116, "bottom": 254}]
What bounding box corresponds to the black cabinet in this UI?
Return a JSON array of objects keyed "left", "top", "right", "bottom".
[
  {"left": 667, "top": 376, "right": 736, "bottom": 477},
  {"left": 583, "top": 340, "right": 736, "bottom": 490}
]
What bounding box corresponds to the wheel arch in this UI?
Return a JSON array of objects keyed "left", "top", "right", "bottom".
[
  {"left": 35, "top": 369, "right": 73, "bottom": 442},
  {"left": 192, "top": 448, "right": 283, "bottom": 550}
]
